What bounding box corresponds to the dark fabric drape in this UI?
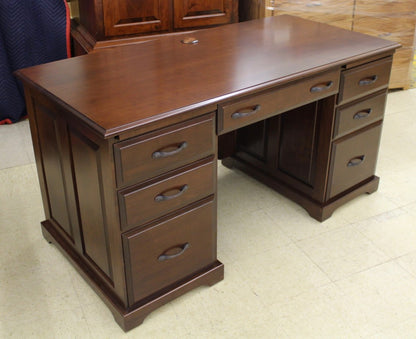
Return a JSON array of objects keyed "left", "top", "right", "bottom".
[{"left": 0, "top": 0, "right": 70, "bottom": 124}]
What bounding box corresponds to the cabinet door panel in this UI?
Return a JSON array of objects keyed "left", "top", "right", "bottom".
[
  {"left": 103, "top": 0, "right": 171, "bottom": 37},
  {"left": 173, "top": 0, "right": 236, "bottom": 29}
]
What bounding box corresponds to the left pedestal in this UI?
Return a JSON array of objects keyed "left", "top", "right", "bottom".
[{"left": 22, "top": 85, "right": 222, "bottom": 331}]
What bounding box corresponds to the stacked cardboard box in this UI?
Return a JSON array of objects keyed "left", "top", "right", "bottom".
[{"left": 259, "top": 0, "right": 416, "bottom": 89}]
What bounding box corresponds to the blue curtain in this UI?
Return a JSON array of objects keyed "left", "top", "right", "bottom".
[{"left": 0, "top": 0, "right": 69, "bottom": 123}]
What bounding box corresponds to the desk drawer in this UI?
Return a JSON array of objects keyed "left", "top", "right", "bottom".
[
  {"left": 218, "top": 69, "right": 339, "bottom": 134},
  {"left": 328, "top": 123, "right": 382, "bottom": 199},
  {"left": 338, "top": 57, "right": 392, "bottom": 105},
  {"left": 114, "top": 114, "right": 215, "bottom": 187},
  {"left": 123, "top": 198, "right": 216, "bottom": 304},
  {"left": 333, "top": 91, "right": 386, "bottom": 139},
  {"left": 119, "top": 158, "right": 215, "bottom": 231}
]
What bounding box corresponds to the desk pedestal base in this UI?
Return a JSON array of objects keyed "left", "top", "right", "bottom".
[
  {"left": 41, "top": 220, "right": 224, "bottom": 332},
  {"left": 222, "top": 157, "right": 379, "bottom": 222}
]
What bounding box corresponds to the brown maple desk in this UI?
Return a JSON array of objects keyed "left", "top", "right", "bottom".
[{"left": 16, "top": 15, "right": 399, "bottom": 331}]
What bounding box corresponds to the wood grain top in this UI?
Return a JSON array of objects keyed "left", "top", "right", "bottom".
[{"left": 16, "top": 15, "right": 400, "bottom": 138}]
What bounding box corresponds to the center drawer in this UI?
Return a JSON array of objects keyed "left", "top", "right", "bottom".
[
  {"left": 123, "top": 198, "right": 216, "bottom": 305},
  {"left": 217, "top": 69, "right": 339, "bottom": 135},
  {"left": 118, "top": 158, "right": 215, "bottom": 231}
]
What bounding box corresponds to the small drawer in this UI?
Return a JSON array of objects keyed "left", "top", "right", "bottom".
[
  {"left": 333, "top": 91, "right": 386, "bottom": 139},
  {"left": 327, "top": 123, "right": 382, "bottom": 199},
  {"left": 114, "top": 114, "right": 215, "bottom": 187},
  {"left": 218, "top": 69, "right": 340, "bottom": 134},
  {"left": 123, "top": 198, "right": 216, "bottom": 304},
  {"left": 338, "top": 57, "right": 392, "bottom": 105},
  {"left": 119, "top": 158, "right": 216, "bottom": 231}
]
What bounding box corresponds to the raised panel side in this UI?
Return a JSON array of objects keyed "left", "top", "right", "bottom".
[
  {"left": 34, "top": 103, "right": 81, "bottom": 246},
  {"left": 70, "top": 129, "right": 112, "bottom": 279}
]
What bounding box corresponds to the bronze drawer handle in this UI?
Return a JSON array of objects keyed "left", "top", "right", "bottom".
[
  {"left": 181, "top": 37, "right": 199, "bottom": 44},
  {"left": 158, "top": 243, "right": 190, "bottom": 261},
  {"left": 231, "top": 104, "right": 261, "bottom": 119},
  {"left": 359, "top": 75, "right": 378, "bottom": 86},
  {"left": 155, "top": 184, "right": 188, "bottom": 202},
  {"left": 353, "top": 109, "right": 372, "bottom": 120},
  {"left": 310, "top": 81, "right": 333, "bottom": 93},
  {"left": 152, "top": 141, "right": 187, "bottom": 159},
  {"left": 347, "top": 155, "right": 365, "bottom": 167}
]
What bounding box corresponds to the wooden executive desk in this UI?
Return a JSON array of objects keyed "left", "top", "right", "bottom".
[{"left": 16, "top": 15, "right": 400, "bottom": 331}]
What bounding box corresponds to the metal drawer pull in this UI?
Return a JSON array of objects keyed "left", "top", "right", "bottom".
[
  {"left": 152, "top": 141, "right": 187, "bottom": 159},
  {"left": 310, "top": 81, "right": 333, "bottom": 93},
  {"left": 181, "top": 37, "right": 199, "bottom": 44},
  {"left": 353, "top": 109, "right": 372, "bottom": 120},
  {"left": 347, "top": 155, "right": 365, "bottom": 167},
  {"left": 359, "top": 75, "right": 378, "bottom": 86},
  {"left": 231, "top": 104, "right": 261, "bottom": 119},
  {"left": 155, "top": 184, "right": 188, "bottom": 202},
  {"left": 158, "top": 243, "right": 190, "bottom": 261}
]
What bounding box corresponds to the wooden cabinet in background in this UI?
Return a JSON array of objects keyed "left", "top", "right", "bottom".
[
  {"left": 70, "top": 0, "right": 238, "bottom": 55},
  {"left": 240, "top": 0, "right": 415, "bottom": 89}
]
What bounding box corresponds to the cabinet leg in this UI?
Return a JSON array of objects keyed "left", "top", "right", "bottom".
[
  {"left": 114, "top": 262, "right": 224, "bottom": 332},
  {"left": 307, "top": 176, "right": 380, "bottom": 222},
  {"left": 221, "top": 157, "right": 235, "bottom": 169},
  {"left": 41, "top": 223, "right": 54, "bottom": 244}
]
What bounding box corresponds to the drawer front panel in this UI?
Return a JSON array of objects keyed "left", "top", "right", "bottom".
[
  {"left": 114, "top": 114, "right": 215, "bottom": 187},
  {"left": 218, "top": 69, "right": 339, "bottom": 134},
  {"left": 338, "top": 57, "right": 392, "bottom": 104},
  {"left": 123, "top": 198, "right": 216, "bottom": 304},
  {"left": 119, "top": 159, "right": 215, "bottom": 231},
  {"left": 328, "top": 123, "right": 382, "bottom": 199},
  {"left": 334, "top": 91, "right": 386, "bottom": 139}
]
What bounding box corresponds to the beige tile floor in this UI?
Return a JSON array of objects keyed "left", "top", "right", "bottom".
[{"left": 1, "top": 89, "right": 416, "bottom": 338}]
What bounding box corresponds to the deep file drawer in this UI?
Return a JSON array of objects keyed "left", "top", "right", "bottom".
[
  {"left": 118, "top": 158, "right": 216, "bottom": 231},
  {"left": 218, "top": 69, "right": 339, "bottom": 134},
  {"left": 114, "top": 114, "right": 215, "bottom": 187},
  {"left": 333, "top": 91, "right": 386, "bottom": 139},
  {"left": 327, "top": 122, "right": 382, "bottom": 199},
  {"left": 338, "top": 57, "right": 392, "bottom": 105},
  {"left": 123, "top": 198, "right": 216, "bottom": 304}
]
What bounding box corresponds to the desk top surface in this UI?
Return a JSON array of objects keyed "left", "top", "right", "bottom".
[{"left": 16, "top": 15, "right": 399, "bottom": 138}]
